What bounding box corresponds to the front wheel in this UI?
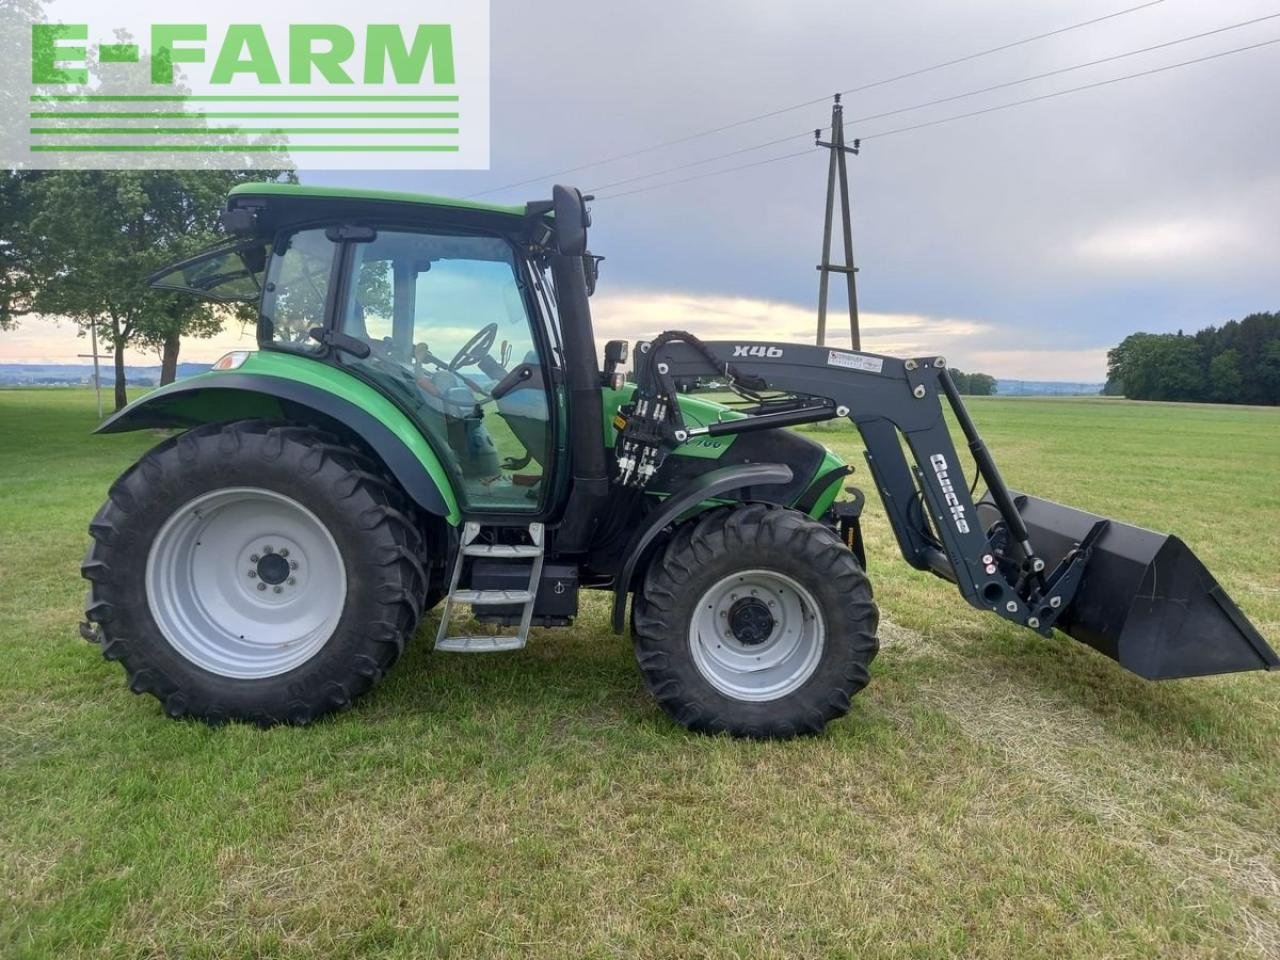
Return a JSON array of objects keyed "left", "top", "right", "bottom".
[
  {"left": 632, "top": 504, "right": 878, "bottom": 738},
  {"left": 82, "top": 420, "right": 429, "bottom": 725}
]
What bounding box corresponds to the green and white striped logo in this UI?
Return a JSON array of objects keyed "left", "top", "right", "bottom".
[{"left": 4, "top": 0, "right": 489, "bottom": 169}]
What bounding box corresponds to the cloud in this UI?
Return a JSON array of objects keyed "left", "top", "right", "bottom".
[
  {"left": 590, "top": 287, "right": 989, "bottom": 349},
  {"left": 1072, "top": 217, "right": 1256, "bottom": 268},
  {"left": 589, "top": 287, "right": 1106, "bottom": 379}
]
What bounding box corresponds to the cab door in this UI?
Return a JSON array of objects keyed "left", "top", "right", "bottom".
[{"left": 331, "top": 228, "right": 557, "bottom": 515}]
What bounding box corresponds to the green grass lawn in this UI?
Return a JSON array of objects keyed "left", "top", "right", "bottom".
[{"left": 2, "top": 388, "right": 1278, "bottom": 959}]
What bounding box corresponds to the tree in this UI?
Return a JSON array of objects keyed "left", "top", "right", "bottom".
[
  {"left": 947, "top": 369, "right": 996, "bottom": 396},
  {"left": 6, "top": 8, "right": 293, "bottom": 405},
  {"left": 1109, "top": 316, "right": 1277, "bottom": 405},
  {"left": 25, "top": 171, "right": 275, "bottom": 408},
  {"left": 1207, "top": 349, "right": 1243, "bottom": 404},
  {"left": 967, "top": 372, "right": 997, "bottom": 396},
  {"left": 0, "top": 172, "right": 44, "bottom": 328}
]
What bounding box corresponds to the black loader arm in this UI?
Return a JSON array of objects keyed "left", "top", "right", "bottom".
[
  {"left": 625, "top": 338, "right": 1051, "bottom": 633},
  {"left": 622, "top": 335, "right": 1277, "bottom": 679}
]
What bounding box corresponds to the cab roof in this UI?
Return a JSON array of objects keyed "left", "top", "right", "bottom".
[{"left": 226, "top": 182, "right": 545, "bottom": 236}]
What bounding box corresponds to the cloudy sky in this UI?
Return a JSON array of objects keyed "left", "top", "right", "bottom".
[{"left": 9, "top": 0, "right": 1280, "bottom": 379}]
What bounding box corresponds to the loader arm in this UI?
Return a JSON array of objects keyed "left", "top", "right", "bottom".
[
  {"left": 629, "top": 338, "right": 1046, "bottom": 631},
  {"left": 625, "top": 336, "right": 1277, "bottom": 679}
]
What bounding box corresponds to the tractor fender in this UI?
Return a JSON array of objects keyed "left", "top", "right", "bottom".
[
  {"left": 96, "top": 373, "right": 458, "bottom": 522},
  {"left": 610, "top": 462, "right": 794, "bottom": 633}
]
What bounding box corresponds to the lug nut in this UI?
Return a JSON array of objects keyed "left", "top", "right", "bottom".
[
  {"left": 288, "top": 577, "right": 297, "bottom": 586},
  {"left": 904, "top": 359, "right": 918, "bottom": 371},
  {"left": 250, "top": 553, "right": 260, "bottom": 562},
  {"left": 257, "top": 582, "right": 267, "bottom": 591},
  {"left": 289, "top": 560, "right": 298, "bottom": 570},
  {"left": 912, "top": 385, "right": 926, "bottom": 399},
  {"left": 273, "top": 585, "right": 283, "bottom": 594},
  {"left": 1005, "top": 600, "right": 1018, "bottom": 613},
  {"left": 263, "top": 545, "right": 274, "bottom": 554},
  {"left": 247, "top": 570, "right": 257, "bottom": 579},
  {"left": 982, "top": 554, "right": 994, "bottom": 565},
  {"left": 985, "top": 564, "right": 997, "bottom": 575},
  {"left": 279, "top": 548, "right": 289, "bottom": 558},
  {"left": 1028, "top": 617, "right": 1040, "bottom": 629},
  {"left": 1032, "top": 558, "right": 1045, "bottom": 573},
  {"left": 1049, "top": 596, "right": 1062, "bottom": 609}
]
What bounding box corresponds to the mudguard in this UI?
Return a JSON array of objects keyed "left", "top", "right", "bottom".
[
  {"left": 610, "top": 462, "right": 794, "bottom": 632},
  {"left": 97, "top": 352, "right": 459, "bottom": 523}
]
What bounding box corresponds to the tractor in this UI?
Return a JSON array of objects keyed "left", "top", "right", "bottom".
[{"left": 80, "top": 183, "right": 1277, "bottom": 737}]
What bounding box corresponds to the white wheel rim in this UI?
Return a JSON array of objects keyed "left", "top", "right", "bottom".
[
  {"left": 689, "top": 569, "right": 825, "bottom": 702},
  {"left": 145, "top": 487, "right": 346, "bottom": 679}
]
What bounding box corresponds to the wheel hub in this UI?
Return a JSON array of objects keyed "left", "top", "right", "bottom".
[
  {"left": 727, "top": 596, "right": 775, "bottom": 645},
  {"left": 255, "top": 551, "right": 291, "bottom": 585}
]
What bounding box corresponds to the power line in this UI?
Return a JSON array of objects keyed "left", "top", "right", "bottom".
[
  {"left": 586, "top": 13, "right": 1280, "bottom": 195},
  {"left": 595, "top": 149, "right": 814, "bottom": 201},
  {"left": 593, "top": 37, "right": 1280, "bottom": 201},
  {"left": 469, "top": 0, "right": 1165, "bottom": 198},
  {"left": 859, "top": 35, "right": 1280, "bottom": 141},
  {"left": 847, "top": 13, "right": 1280, "bottom": 132}
]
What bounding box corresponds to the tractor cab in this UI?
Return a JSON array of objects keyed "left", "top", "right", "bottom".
[{"left": 148, "top": 184, "right": 567, "bottom": 516}]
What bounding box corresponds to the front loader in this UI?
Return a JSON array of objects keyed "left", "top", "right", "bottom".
[{"left": 81, "top": 183, "right": 1276, "bottom": 738}]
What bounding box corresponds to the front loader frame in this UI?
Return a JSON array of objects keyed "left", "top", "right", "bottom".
[{"left": 628, "top": 338, "right": 1098, "bottom": 638}]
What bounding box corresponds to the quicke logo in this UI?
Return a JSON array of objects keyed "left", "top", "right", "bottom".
[{"left": 929, "top": 453, "right": 971, "bottom": 534}]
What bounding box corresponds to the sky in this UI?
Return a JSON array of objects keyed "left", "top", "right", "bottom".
[{"left": 6, "top": 0, "right": 1280, "bottom": 379}]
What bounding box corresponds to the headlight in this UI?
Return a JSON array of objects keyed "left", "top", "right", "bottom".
[{"left": 211, "top": 351, "right": 252, "bottom": 371}]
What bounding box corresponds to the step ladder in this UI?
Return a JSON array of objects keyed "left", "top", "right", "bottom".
[{"left": 434, "top": 521, "right": 544, "bottom": 653}]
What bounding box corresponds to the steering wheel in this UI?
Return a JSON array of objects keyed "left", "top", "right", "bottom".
[{"left": 449, "top": 322, "right": 499, "bottom": 371}]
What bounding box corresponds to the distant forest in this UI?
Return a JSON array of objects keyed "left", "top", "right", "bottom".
[
  {"left": 947, "top": 369, "right": 997, "bottom": 396},
  {"left": 1105, "top": 311, "right": 1280, "bottom": 406}
]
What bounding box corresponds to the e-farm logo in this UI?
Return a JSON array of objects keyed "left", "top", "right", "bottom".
[{"left": 4, "top": 0, "right": 489, "bottom": 170}]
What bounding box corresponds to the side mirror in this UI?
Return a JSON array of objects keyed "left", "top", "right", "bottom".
[
  {"left": 603, "top": 339, "right": 628, "bottom": 377},
  {"left": 583, "top": 252, "right": 604, "bottom": 296},
  {"left": 552, "top": 184, "right": 590, "bottom": 256}
]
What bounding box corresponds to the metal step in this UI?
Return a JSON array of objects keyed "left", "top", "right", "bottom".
[
  {"left": 435, "top": 521, "right": 545, "bottom": 654},
  {"left": 435, "top": 635, "right": 526, "bottom": 653},
  {"left": 462, "top": 543, "right": 543, "bottom": 558},
  {"left": 452, "top": 588, "right": 533, "bottom": 604}
]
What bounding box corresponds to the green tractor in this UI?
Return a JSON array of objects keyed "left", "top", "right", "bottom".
[{"left": 81, "top": 183, "right": 1276, "bottom": 737}]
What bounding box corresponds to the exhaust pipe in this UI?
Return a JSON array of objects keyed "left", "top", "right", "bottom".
[{"left": 978, "top": 493, "right": 1277, "bottom": 679}]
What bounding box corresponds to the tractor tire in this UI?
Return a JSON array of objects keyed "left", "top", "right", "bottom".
[
  {"left": 632, "top": 504, "right": 878, "bottom": 739},
  {"left": 81, "top": 419, "right": 429, "bottom": 726}
]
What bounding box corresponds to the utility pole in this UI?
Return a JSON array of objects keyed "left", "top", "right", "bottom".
[
  {"left": 76, "top": 322, "right": 107, "bottom": 420},
  {"left": 814, "top": 94, "right": 862, "bottom": 349}
]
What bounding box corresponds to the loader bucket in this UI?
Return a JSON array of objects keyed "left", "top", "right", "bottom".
[{"left": 977, "top": 492, "right": 1278, "bottom": 680}]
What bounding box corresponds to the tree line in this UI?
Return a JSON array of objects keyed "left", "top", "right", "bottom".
[
  {"left": 1105, "top": 312, "right": 1280, "bottom": 405},
  {"left": 947, "top": 369, "right": 997, "bottom": 395}
]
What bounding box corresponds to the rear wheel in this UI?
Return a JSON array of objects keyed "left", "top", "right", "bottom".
[
  {"left": 632, "top": 504, "right": 878, "bottom": 738},
  {"left": 82, "top": 420, "right": 428, "bottom": 725}
]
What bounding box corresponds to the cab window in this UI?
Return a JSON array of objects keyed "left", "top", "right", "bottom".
[{"left": 337, "top": 229, "right": 552, "bottom": 513}]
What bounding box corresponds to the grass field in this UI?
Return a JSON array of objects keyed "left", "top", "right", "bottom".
[{"left": 2, "top": 388, "right": 1278, "bottom": 959}]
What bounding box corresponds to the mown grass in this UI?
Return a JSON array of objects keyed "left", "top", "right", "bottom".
[{"left": 1, "top": 388, "right": 1277, "bottom": 959}]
